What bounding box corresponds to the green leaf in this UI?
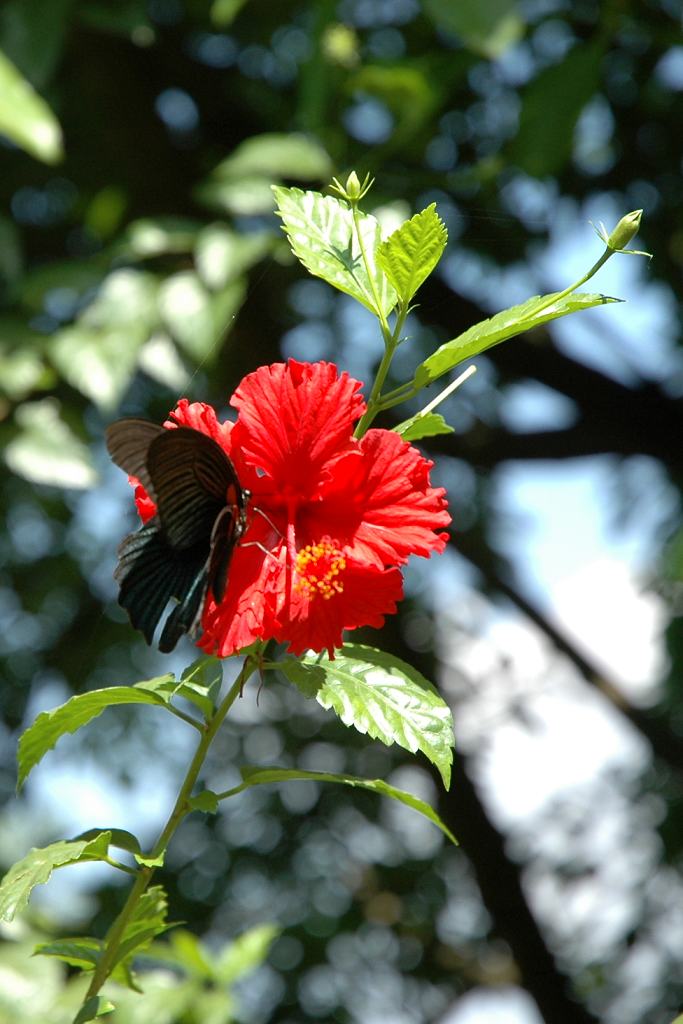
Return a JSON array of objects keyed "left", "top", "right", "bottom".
[
  {"left": 17, "top": 676, "right": 178, "bottom": 789},
  {"left": 211, "top": 0, "right": 250, "bottom": 27},
  {"left": 158, "top": 271, "right": 245, "bottom": 363},
  {"left": 214, "top": 924, "right": 279, "bottom": 985},
  {"left": 0, "top": 48, "right": 62, "bottom": 162},
  {"left": 138, "top": 333, "right": 191, "bottom": 391},
  {"left": 209, "top": 132, "right": 332, "bottom": 183},
  {"left": 424, "top": 0, "right": 524, "bottom": 59},
  {"left": 302, "top": 644, "right": 454, "bottom": 789},
  {"left": 34, "top": 936, "right": 102, "bottom": 970},
  {"left": 0, "top": 318, "right": 53, "bottom": 401},
  {"left": 188, "top": 790, "right": 219, "bottom": 815},
  {"left": 121, "top": 217, "right": 199, "bottom": 258},
  {"left": 509, "top": 40, "right": 603, "bottom": 177},
  {"left": 240, "top": 766, "right": 457, "bottom": 845},
  {"left": 112, "top": 886, "right": 172, "bottom": 971},
  {"left": 272, "top": 186, "right": 397, "bottom": 318},
  {"left": 0, "top": 0, "right": 74, "bottom": 90},
  {"left": 414, "top": 291, "right": 621, "bottom": 387},
  {"left": 50, "top": 269, "right": 159, "bottom": 409},
  {"left": 376, "top": 204, "right": 447, "bottom": 304},
  {"left": 73, "top": 996, "right": 116, "bottom": 1023},
  {"left": 4, "top": 399, "right": 97, "bottom": 489},
  {"left": 73, "top": 828, "right": 142, "bottom": 857},
  {"left": 276, "top": 657, "right": 326, "bottom": 698},
  {"left": 394, "top": 411, "right": 455, "bottom": 442},
  {"left": 0, "top": 833, "right": 112, "bottom": 922},
  {"left": 195, "top": 225, "right": 271, "bottom": 290}
]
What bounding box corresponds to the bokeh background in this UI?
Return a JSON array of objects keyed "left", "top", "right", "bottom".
[{"left": 1, "top": 1, "right": 683, "bottom": 1022}]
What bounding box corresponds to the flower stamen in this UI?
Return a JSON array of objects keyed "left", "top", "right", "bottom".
[{"left": 295, "top": 538, "right": 347, "bottom": 601}]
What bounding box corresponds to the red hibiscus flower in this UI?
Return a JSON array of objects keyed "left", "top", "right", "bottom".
[{"left": 129, "top": 360, "right": 450, "bottom": 657}]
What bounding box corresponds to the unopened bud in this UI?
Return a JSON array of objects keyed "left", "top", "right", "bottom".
[
  {"left": 345, "top": 171, "right": 362, "bottom": 200},
  {"left": 606, "top": 209, "right": 642, "bottom": 250}
]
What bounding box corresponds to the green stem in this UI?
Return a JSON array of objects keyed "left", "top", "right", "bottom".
[
  {"left": 80, "top": 655, "right": 257, "bottom": 1008},
  {"left": 355, "top": 301, "right": 410, "bottom": 437},
  {"left": 532, "top": 247, "right": 612, "bottom": 319}
]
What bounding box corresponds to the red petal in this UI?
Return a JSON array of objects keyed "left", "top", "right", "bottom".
[
  {"left": 278, "top": 559, "right": 404, "bottom": 657},
  {"left": 229, "top": 360, "right": 366, "bottom": 492},
  {"left": 165, "top": 398, "right": 234, "bottom": 452},
  {"left": 315, "top": 428, "right": 451, "bottom": 567}
]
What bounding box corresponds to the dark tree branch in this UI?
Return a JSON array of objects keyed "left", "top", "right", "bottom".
[{"left": 438, "top": 753, "right": 601, "bottom": 1024}]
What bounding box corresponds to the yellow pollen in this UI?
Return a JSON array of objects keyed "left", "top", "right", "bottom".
[{"left": 294, "top": 539, "right": 347, "bottom": 601}]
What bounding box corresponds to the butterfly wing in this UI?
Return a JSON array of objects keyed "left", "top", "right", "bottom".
[
  {"left": 147, "top": 427, "right": 238, "bottom": 549},
  {"left": 115, "top": 521, "right": 209, "bottom": 649},
  {"left": 109, "top": 421, "right": 247, "bottom": 651},
  {"left": 105, "top": 418, "right": 165, "bottom": 499}
]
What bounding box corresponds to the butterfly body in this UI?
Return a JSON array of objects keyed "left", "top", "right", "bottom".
[{"left": 106, "top": 419, "right": 248, "bottom": 652}]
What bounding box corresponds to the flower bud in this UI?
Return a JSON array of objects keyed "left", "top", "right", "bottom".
[
  {"left": 345, "top": 171, "right": 362, "bottom": 200},
  {"left": 606, "top": 209, "right": 642, "bottom": 251}
]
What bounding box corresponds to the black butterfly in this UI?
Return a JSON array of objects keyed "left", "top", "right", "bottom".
[{"left": 106, "top": 419, "right": 248, "bottom": 652}]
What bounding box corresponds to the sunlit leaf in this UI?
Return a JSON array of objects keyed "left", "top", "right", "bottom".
[
  {"left": 423, "top": 0, "right": 524, "bottom": 59},
  {"left": 377, "top": 205, "right": 447, "bottom": 305},
  {"left": 394, "top": 411, "right": 454, "bottom": 442},
  {"left": 214, "top": 924, "right": 279, "bottom": 985},
  {"left": 158, "top": 271, "right": 245, "bottom": 362},
  {"left": 209, "top": 132, "right": 332, "bottom": 183},
  {"left": 121, "top": 217, "right": 199, "bottom": 258},
  {"left": 0, "top": 321, "right": 53, "bottom": 400},
  {"left": 137, "top": 333, "right": 190, "bottom": 391},
  {"left": 50, "top": 269, "right": 159, "bottom": 409},
  {"left": 195, "top": 225, "right": 272, "bottom": 290},
  {"left": 73, "top": 828, "right": 143, "bottom": 857},
  {"left": 112, "top": 886, "right": 172, "bottom": 971},
  {"left": 273, "top": 186, "right": 397, "bottom": 317},
  {"left": 0, "top": 834, "right": 112, "bottom": 922},
  {"left": 4, "top": 399, "right": 97, "bottom": 489},
  {"left": 240, "top": 766, "right": 457, "bottom": 845},
  {"left": 17, "top": 676, "right": 181, "bottom": 788},
  {"left": 0, "top": 49, "right": 62, "bottom": 162},
  {"left": 301, "top": 644, "right": 454, "bottom": 788},
  {"left": 35, "top": 937, "right": 102, "bottom": 970},
  {"left": 414, "top": 291, "right": 621, "bottom": 387}
]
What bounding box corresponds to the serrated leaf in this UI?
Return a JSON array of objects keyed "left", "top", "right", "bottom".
[
  {"left": 214, "top": 924, "right": 279, "bottom": 985},
  {"left": 34, "top": 936, "right": 102, "bottom": 970},
  {"left": 0, "top": 49, "right": 63, "bottom": 163},
  {"left": 302, "top": 644, "right": 454, "bottom": 788},
  {"left": 272, "top": 186, "right": 397, "bottom": 318},
  {"left": 277, "top": 657, "right": 326, "bottom": 698},
  {"left": 394, "top": 411, "right": 454, "bottom": 442},
  {"left": 189, "top": 790, "right": 219, "bottom": 814},
  {"left": 415, "top": 291, "right": 621, "bottom": 387},
  {"left": 376, "top": 204, "right": 447, "bottom": 304},
  {"left": 240, "top": 766, "right": 457, "bottom": 845},
  {"left": 4, "top": 398, "right": 97, "bottom": 489},
  {"left": 17, "top": 676, "right": 178, "bottom": 789},
  {"left": 0, "top": 833, "right": 111, "bottom": 922},
  {"left": 73, "top": 996, "right": 116, "bottom": 1023}
]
